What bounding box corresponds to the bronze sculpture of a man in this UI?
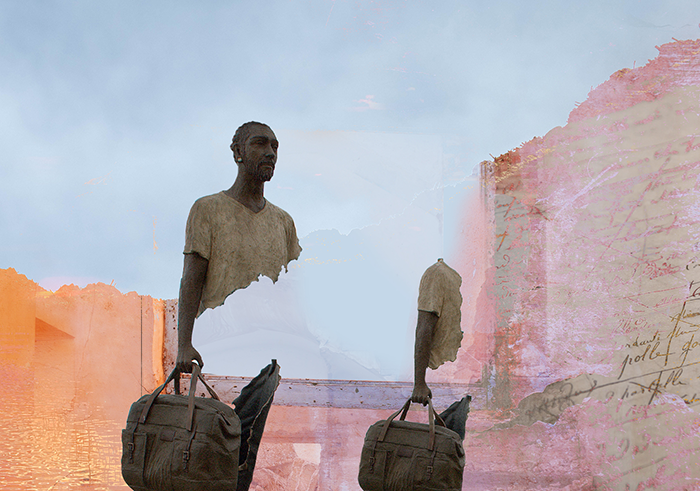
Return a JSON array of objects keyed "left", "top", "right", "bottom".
[
  {"left": 411, "top": 258, "right": 463, "bottom": 405},
  {"left": 176, "top": 121, "right": 301, "bottom": 373},
  {"left": 175, "top": 122, "right": 301, "bottom": 490}
]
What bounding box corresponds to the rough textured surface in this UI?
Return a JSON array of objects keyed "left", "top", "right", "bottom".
[
  {"left": 478, "top": 38, "right": 700, "bottom": 489},
  {"left": 417, "top": 258, "right": 464, "bottom": 369},
  {"left": 568, "top": 39, "right": 700, "bottom": 123},
  {"left": 184, "top": 192, "right": 302, "bottom": 314},
  {"left": 0, "top": 269, "right": 163, "bottom": 490}
]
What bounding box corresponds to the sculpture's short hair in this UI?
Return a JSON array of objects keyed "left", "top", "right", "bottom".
[{"left": 230, "top": 121, "right": 270, "bottom": 152}]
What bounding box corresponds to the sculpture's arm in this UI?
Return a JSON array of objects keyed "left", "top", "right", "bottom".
[
  {"left": 411, "top": 310, "right": 439, "bottom": 405},
  {"left": 176, "top": 252, "right": 208, "bottom": 373}
]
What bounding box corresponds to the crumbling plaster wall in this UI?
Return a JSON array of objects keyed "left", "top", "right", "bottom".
[
  {"left": 0, "top": 268, "right": 165, "bottom": 489},
  {"left": 484, "top": 39, "right": 700, "bottom": 488}
]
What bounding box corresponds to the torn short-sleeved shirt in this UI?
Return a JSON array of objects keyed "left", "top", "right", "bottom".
[
  {"left": 417, "top": 258, "right": 463, "bottom": 369},
  {"left": 184, "top": 192, "right": 302, "bottom": 316}
]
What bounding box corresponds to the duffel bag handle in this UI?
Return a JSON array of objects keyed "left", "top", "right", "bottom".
[
  {"left": 398, "top": 398, "right": 446, "bottom": 427},
  {"left": 137, "top": 362, "right": 222, "bottom": 429},
  {"left": 378, "top": 398, "right": 445, "bottom": 451},
  {"left": 184, "top": 362, "right": 220, "bottom": 431},
  {"left": 184, "top": 363, "right": 221, "bottom": 401}
]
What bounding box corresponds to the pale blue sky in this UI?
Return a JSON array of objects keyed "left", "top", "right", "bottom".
[
  {"left": 3, "top": 1, "right": 698, "bottom": 298},
  {"left": 3, "top": 1, "right": 700, "bottom": 378}
]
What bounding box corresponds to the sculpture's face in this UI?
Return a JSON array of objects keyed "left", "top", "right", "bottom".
[{"left": 241, "top": 124, "right": 278, "bottom": 182}]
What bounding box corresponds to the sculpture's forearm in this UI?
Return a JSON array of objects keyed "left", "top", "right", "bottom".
[
  {"left": 177, "top": 253, "right": 208, "bottom": 350},
  {"left": 414, "top": 310, "right": 438, "bottom": 385}
]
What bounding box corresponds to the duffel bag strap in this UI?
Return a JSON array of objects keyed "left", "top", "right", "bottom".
[
  {"left": 425, "top": 398, "right": 450, "bottom": 450},
  {"left": 195, "top": 369, "right": 221, "bottom": 401},
  {"left": 396, "top": 398, "right": 446, "bottom": 428},
  {"left": 184, "top": 362, "right": 223, "bottom": 431},
  {"left": 369, "top": 400, "right": 411, "bottom": 474},
  {"left": 137, "top": 363, "right": 223, "bottom": 428},
  {"left": 427, "top": 398, "right": 436, "bottom": 451},
  {"left": 138, "top": 367, "right": 181, "bottom": 424},
  {"left": 378, "top": 399, "right": 412, "bottom": 442},
  {"left": 186, "top": 362, "right": 203, "bottom": 431},
  {"left": 380, "top": 398, "right": 444, "bottom": 451}
]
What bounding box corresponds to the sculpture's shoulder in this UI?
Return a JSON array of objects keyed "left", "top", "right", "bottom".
[
  {"left": 190, "top": 191, "right": 228, "bottom": 210},
  {"left": 264, "top": 200, "right": 296, "bottom": 225},
  {"left": 188, "top": 192, "right": 251, "bottom": 223},
  {"left": 264, "top": 200, "right": 301, "bottom": 260},
  {"left": 422, "top": 259, "right": 462, "bottom": 287}
]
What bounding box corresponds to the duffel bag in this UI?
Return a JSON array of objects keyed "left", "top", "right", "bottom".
[
  {"left": 358, "top": 398, "right": 465, "bottom": 491},
  {"left": 121, "top": 363, "right": 241, "bottom": 491}
]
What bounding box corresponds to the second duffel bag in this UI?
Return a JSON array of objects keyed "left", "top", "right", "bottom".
[{"left": 358, "top": 398, "right": 465, "bottom": 491}]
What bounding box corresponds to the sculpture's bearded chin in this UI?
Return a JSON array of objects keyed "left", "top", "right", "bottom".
[
  {"left": 255, "top": 162, "right": 275, "bottom": 182},
  {"left": 241, "top": 155, "right": 275, "bottom": 182}
]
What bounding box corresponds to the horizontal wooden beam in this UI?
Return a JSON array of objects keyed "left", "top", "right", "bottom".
[{"left": 178, "top": 374, "right": 485, "bottom": 410}]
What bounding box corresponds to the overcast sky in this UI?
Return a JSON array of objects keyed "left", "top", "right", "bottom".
[{"left": 2, "top": 0, "right": 700, "bottom": 301}]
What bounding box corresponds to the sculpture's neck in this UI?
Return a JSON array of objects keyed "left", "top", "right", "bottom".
[{"left": 225, "top": 177, "right": 266, "bottom": 213}]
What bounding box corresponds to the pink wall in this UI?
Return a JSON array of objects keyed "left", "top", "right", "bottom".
[{"left": 476, "top": 38, "right": 700, "bottom": 488}]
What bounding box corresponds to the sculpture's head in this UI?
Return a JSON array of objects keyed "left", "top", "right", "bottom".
[{"left": 230, "top": 122, "right": 278, "bottom": 182}]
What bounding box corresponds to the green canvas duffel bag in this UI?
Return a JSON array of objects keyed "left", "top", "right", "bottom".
[
  {"left": 121, "top": 363, "right": 241, "bottom": 491},
  {"left": 358, "top": 398, "right": 465, "bottom": 491}
]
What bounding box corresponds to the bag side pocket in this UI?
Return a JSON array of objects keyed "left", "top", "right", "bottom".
[
  {"left": 358, "top": 444, "right": 388, "bottom": 490},
  {"left": 121, "top": 430, "right": 148, "bottom": 490}
]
